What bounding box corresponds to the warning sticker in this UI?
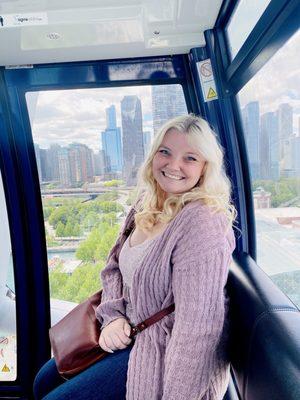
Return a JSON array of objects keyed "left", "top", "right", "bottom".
[
  {"left": 207, "top": 87, "right": 217, "bottom": 99},
  {"left": 0, "top": 335, "right": 16, "bottom": 381},
  {"left": 1, "top": 364, "right": 10, "bottom": 372},
  {"left": 0, "top": 12, "right": 48, "bottom": 28},
  {"left": 196, "top": 59, "right": 218, "bottom": 102}
]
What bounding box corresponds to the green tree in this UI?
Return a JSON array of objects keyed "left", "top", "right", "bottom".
[
  {"left": 73, "top": 223, "right": 81, "bottom": 236},
  {"left": 76, "top": 228, "right": 102, "bottom": 262},
  {"left": 82, "top": 211, "right": 99, "bottom": 230},
  {"left": 49, "top": 206, "right": 69, "bottom": 228},
  {"left": 64, "top": 219, "right": 74, "bottom": 237},
  {"left": 49, "top": 262, "right": 104, "bottom": 303},
  {"left": 56, "top": 221, "right": 65, "bottom": 237},
  {"left": 94, "top": 224, "right": 119, "bottom": 262}
]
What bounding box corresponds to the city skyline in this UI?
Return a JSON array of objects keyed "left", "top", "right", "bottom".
[
  {"left": 35, "top": 97, "right": 299, "bottom": 188},
  {"left": 34, "top": 87, "right": 188, "bottom": 187},
  {"left": 241, "top": 100, "right": 300, "bottom": 181}
]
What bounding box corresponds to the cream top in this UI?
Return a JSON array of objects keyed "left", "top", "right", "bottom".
[
  {"left": 119, "top": 229, "right": 163, "bottom": 320},
  {"left": 119, "top": 230, "right": 161, "bottom": 286}
]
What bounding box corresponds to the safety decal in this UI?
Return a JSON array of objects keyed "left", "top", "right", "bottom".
[
  {"left": 196, "top": 59, "right": 218, "bottom": 102},
  {"left": 0, "top": 335, "right": 16, "bottom": 381}
]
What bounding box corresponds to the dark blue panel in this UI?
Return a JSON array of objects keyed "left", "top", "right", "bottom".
[
  {"left": 4, "top": 55, "right": 188, "bottom": 90},
  {"left": 214, "top": 0, "right": 239, "bottom": 29},
  {"left": 0, "top": 68, "right": 50, "bottom": 397}
]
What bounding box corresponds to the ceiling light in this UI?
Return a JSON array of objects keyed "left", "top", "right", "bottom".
[{"left": 46, "top": 32, "right": 61, "bottom": 40}]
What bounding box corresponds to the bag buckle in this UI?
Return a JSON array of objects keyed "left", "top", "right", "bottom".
[{"left": 130, "top": 322, "right": 146, "bottom": 337}]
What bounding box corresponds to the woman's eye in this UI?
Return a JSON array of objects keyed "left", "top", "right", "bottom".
[
  {"left": 159, "top": 149, "right": 169, "bottom": 155},
  {"left": 187, "top": 156, "right": 197, "bottom": 161}
]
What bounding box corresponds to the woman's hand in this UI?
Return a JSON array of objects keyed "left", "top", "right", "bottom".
[{"left": 99, "top": 317, "right": 133, "bottom": 353}]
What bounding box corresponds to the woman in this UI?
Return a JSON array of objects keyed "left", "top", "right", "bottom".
[{"left": 34, "top": 114, "right": 237, "bottom": 399}]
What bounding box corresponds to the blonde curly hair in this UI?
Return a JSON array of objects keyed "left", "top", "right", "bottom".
[{"left": 133, "top": 114, "right": 238, "bottom": 233}]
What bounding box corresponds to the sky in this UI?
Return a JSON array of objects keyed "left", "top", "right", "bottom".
[{"left": 26, "top": 29, "right": 300, "bottom": 153}]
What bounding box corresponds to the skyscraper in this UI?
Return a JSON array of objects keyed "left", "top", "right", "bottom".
[
  {"left": 68, "top": 143, "right": 94, "bottom": 184},
  {"left": 58, "top": 147, "right": 71, "bottom": 187},
  {"left": 152, "top": 85, "right": 187, "bottom": 134},
  {"left": 290, "top": 136, "right": 300, "bottom": 176},
  {"left": 34, "top": 144, "right": 42, "bottom": 182},
  {"left": 260, "top": 112, "right": 279, "bottom": 180},
  {"left": 277, "top": 103, "right": 293, "bottom": 177},
  {"left": 48, "top": 144, "right": 61, "bottom": 182},
  {"left": 242, "top": 101, "right": 260, "bottom": 180},
  {"left": 101, "top": 105, "right": 122, "bottom": 174},
  {"left": 143, "top": 131, "right": 152, "bottom": 156},
  {"left": 121, "top": 95, "right": 144, "bottom": 186},
  {"left": 106, "top": 105, "right": 117, "bottom": 129}
]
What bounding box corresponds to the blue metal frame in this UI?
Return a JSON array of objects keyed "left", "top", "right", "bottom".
[{"left": 0, "top": 69, "right": 42, "bottom": 396}]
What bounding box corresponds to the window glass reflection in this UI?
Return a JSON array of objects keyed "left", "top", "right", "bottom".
[{"left": 238, "top": 30, "right": 300, "bottom": 308}]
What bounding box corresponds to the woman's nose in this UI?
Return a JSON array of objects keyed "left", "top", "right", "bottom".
[{"left": 165, "top": 159, "right": 182, "bottom": 171}]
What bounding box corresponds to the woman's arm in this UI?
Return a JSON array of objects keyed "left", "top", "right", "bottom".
[
  {"left": 95, "top": 204, "right": 136, "bottom": 330},
  {"left": 162, "top": 208, "right": 235, "bottom": 400}
]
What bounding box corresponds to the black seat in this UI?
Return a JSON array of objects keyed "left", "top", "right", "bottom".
[{"left": 225, "top": 252, "right": 300, "bottom": 400}]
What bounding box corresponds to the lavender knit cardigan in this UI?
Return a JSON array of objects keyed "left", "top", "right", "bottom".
[{"left": 96, "top": 200, "right": 236, "bottom": 400}]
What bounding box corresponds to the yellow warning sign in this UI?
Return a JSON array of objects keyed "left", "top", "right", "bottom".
[
  {"left": 207, "top": 87, "right": 217, "bottom": 99},
  {"left": 2, "top": 364, "right": 10, "bottom": 372}
]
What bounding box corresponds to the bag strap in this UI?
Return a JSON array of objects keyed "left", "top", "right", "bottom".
[{"left": 129, "top": 303, "right": 175, "bottom": 338}]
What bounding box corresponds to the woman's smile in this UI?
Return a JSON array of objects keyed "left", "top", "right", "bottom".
[{"left": 161, "top": 171, "right": 185, "bottom": 180}]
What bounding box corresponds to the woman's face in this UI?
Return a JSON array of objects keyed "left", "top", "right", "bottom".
[{"left": 152, "top": 129, "right": 206, "bottom": 198}]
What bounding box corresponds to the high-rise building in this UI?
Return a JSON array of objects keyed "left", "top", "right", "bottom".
[
  {"left": 121, "top": 95, "right": 144, "bottom": 186},
  {"left": 101, "top": 105, "right": 122, "bottom": 173},
  {"left": 277, "top": 103, "right": 293, "bottom": 177},
  {"left": 143, "top": 131, "right": 152, "bottom": 156},
  {"left": 152, "top": 85, "right": 187, "bottom": 135},
  {"left": 39, "top": 148, "right": 50, "bottom": 181},
  {"left": 93, "top": 151, "right": 105, "bottom": 176},
  {"left": 48, "top": 144, "right": 61, "bottom": 182},
  {"left": 106, "top": 105, "right": 117, "bottom": 129},
  {"left": 68, "top": 143, "right": 94, "bottom": 185},
  {"left": 34, "top": 144, "right": 42, "bottom": 181},
  {"left": 242, "top": 101, "right": 260, "bottom": 180},
  {"left": 291, "top": 136, "right": 300, "bottom": 176},
  {"left": 34, "top": 144, "right": 51, "bottom": 182},
  {"left": 260, "top": 112, "right": 279, "bottom": 180},
  {"left": 57, "top": 147, "right": 71, "bottom": 187}
]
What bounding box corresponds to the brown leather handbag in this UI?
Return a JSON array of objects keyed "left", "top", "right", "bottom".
[{"left": 49, "top": 289, "right": 175, "bottom": 379}]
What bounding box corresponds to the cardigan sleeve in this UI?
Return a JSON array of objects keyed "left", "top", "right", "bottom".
[
  {"left": 162, "top": 210, "right": 235, "bottom": 400},
  {"left": 95, "top": 204, "right": 136, "bottom": 330}
]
